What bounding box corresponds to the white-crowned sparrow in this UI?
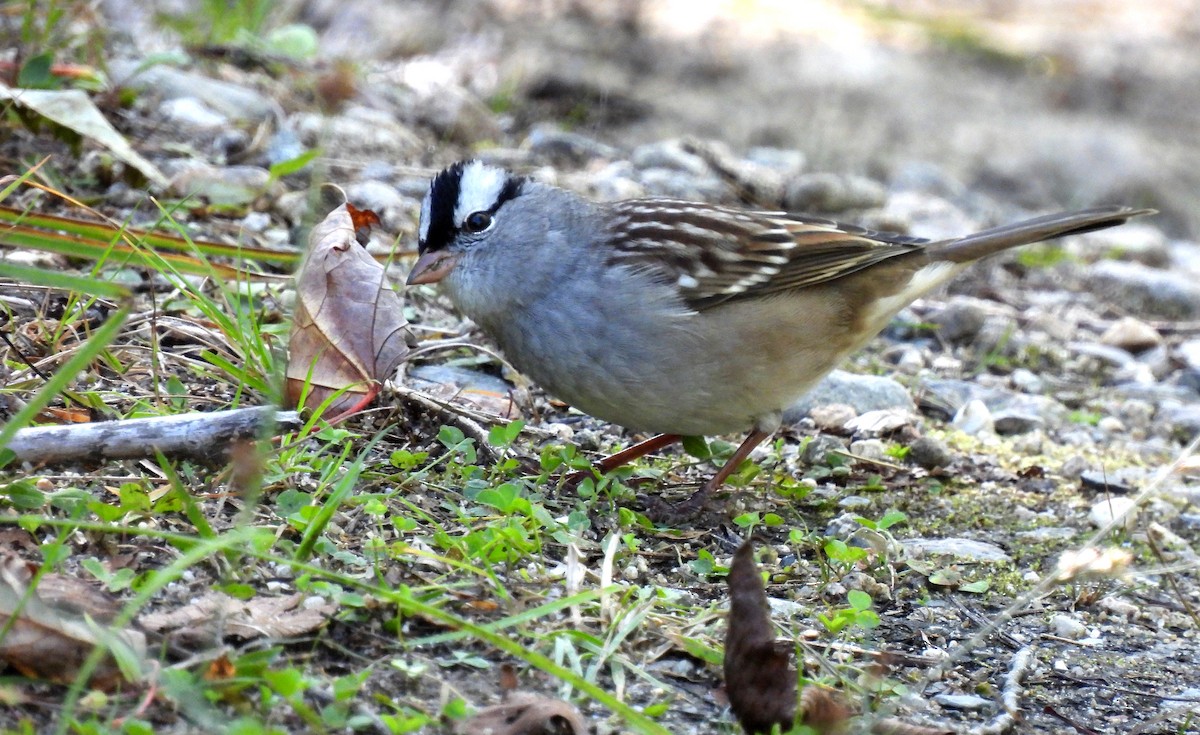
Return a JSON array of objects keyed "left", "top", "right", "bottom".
[{"left": 407, "top": 160, "right": 1152, "bottom": 510}]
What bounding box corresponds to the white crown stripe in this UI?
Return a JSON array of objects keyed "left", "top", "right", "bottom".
[{"left": 453, "top": 161, "right": 510, "bottom": 226}]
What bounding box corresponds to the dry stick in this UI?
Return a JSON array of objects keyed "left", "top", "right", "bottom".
[
  {"left": 891, "top": 433, "right": 1200, "bottom": 735},
  {"left": 4, "top": 406, "right": 301, "bottom": 466}
]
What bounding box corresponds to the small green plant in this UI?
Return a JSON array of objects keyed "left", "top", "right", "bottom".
[{"left": 818, "top": 589, "right": 880, "bottom": 634}]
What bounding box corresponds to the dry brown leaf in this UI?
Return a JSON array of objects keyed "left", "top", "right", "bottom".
[
  {"left": 0, "top": 551, "right": 146, "bottom": 689},
  {"left": 799, "top": 686, "right": 852, "bottom": 735},
  {"left": 203, "top": 652, "right": 237, "bottom": 681},
  {"left": 138, "top": 591, "right": 335, "bottom": 646},
  {"left": 457, "top": 691, "right": 586, "bottom": 735},
  {"left": 285, "top": 187, "right": 415, "bottom": 420},
  {"left": 724, "top": 536, "right": 798, "bottom": 734}
]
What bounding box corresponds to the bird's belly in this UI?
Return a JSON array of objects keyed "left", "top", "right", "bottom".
[{"left": 493, "top": 289, "right": 860, "bottom": 437}]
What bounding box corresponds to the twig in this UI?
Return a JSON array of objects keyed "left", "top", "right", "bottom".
[{"left": 4, "top": 406, "right": 301, "bottom": 465}]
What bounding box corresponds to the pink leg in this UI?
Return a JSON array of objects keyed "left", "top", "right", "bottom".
[{"left": 648, "top": 428, "right": 773, "bottom": 520}]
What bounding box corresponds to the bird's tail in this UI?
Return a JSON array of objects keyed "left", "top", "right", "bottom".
[{"left": 929, "top": 206, "right": 1155, "bottom": 264}]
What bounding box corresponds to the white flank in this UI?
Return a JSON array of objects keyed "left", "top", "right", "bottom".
[
  {"left": 453, "top": 161, "right": 509, "bottom": 225},
  {"left": 862, "top": 261, "right": 962, "bottom": 334}
]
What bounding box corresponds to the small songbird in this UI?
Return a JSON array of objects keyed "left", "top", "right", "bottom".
[{"left": 408, "top": 160, "right": 1152, "bottom": 512}]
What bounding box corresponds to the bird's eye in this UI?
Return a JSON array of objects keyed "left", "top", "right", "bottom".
[{"left": 463, "top": 211, "right": 493, "bottom": 233}]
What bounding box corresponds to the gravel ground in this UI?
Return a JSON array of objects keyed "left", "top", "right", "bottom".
[{"left": 3, "top": 1, "right": 1200, "bottom": 733}]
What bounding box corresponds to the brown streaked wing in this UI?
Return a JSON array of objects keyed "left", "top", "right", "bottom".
[{"left": 606, "top": 200, "right": 931, "bottom": 310}]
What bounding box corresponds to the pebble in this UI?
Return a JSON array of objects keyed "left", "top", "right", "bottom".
[
  {"left": 1016, "top": 527, "right": 1078, "bottom": 542},
  {"left": 904, "top": 538, "right": 1012, "bottom": 563},
  {"left": 636, "top": 166, "right": 728, "bottom": 200},
  {"left": 802, "top": 434, "right": 849, "bottom": 465},
  {"left": 908, "top": 435, "right": 953, "bottom": 469},
  {"left": 1157, "top": 403, "right": 1200, "bottom": 437},
  {"left": 159, "top": 97, "right": 229, "bottom": 130},
  {"left": 933, "top": 694, "right": 992, "bottom": 712},
  {"left": 526, "top": 123, "right": 619, "bottom": 163},
  {"left": 992, "top": 410, "right": 1043, "bottom": 435},
  {"left": 1177, "top": 339, "right": 1200, "bottom": 371},
  {"left": 1079, "top": 467, "right": 1145, "bottom": 494},
  {"left": 409, "top": 83, "right": 501, "bottom": 145},
  {"left": 1067, "top": 222, "right": 1170, "bottom": 267},
  {"left": 953, "top": 399, "right": 994, "bottom": 436},
  {"left": 810, "top": 403, "right": 857, "bottom": 433},
  {"left": 845, "top": 409, "right": 914, "bottom": 434},
  {"left": 342, "top": 180, "right": 414, "bottom": 231},
  {"left": 786, "top": 369, "right": 915, "bottom": 420},
  {"left": 744, "top": 146, "right": 806, "bottom": 175},
  {"left": 293, "top": 106, "right": 422, "bottom": 163},
  {"left": 782, "top": 172, "right": 887, "bottom": 213},
  {"left": 1051, "top": 613, "right": 1087, "bottom": 639},
  {"left": 849, "top": 438, "right": 887, "bottom": 462},
  {"left": 1087, "top": 260, "right": 1200, "bottom": 320},
  {"left": 1089, "top": 496, "right": 1139, "bottom": 529},
  {"left": 630, "top": 139, "right": 711, "bottom": 174},
  {"left": 113, "top": 61, "right": 276, "bottom": 122},
  {"left": 1100, "top": 316, "right": 1162, "bottom": 352},
  {"left": 170, "top": 163, "right": 271, "bottom": 206},
  {"left": 927, "top": 296, "right": 991, "bottom": 343},
  {"left": 1010, "top": 368, "right": 1045, "bottom": 394}
]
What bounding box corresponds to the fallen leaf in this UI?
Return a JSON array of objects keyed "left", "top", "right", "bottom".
[
  {"left": 0, "top": 83, "right": 168, "bottom": 187},
  {"left": 285, "top": 186, "right": 415, "bottom": 420},
  {"left": 724, "top": 537, "right": 797, "bottom": 734},
  {"left": 457, "top": 691, "right": 586, "bottom": 735},
  {"left": 138, "top": 591, "right": 335, "bottom": 646},
  {"left": 0, "top": 551, "right": 146, "bottom": 689},
  {"left": 203, "top": 652, "right": 237, "bottom": 681}
]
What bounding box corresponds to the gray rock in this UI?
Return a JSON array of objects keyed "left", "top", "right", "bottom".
[
  {"left": 1066, "top": 222, "right": 1170, "bottom": 267},
  {"left": 919, "top": 378, "right": 1068, "bottom": 429},
  {"left": 408, "top": 365, "right": 513, "bottom": 397},
  {"left": 905, "top": 538, "right": 1011, "bottom": 563},
  {"left": 630, "top": 139, "right": 711, "bottom": 174},
  {"left": 926, "top": 296, "right": 991, "bottom": 343},
  {"left": 1068, "top": 341, "right": 1137, "bottom": 367},
  {"left": 410, "top": 84, "right": 501, "bottom": 145},
  {"left": 908, "top": 436, "right": 953, "bottom": 469},
  {"left": 1051, "top": 613, "right": 1087, "bottom": 639},
  {"left": 112, "top": 62, "right": 276, "bottom": 123},
  {"left": 1178, "top": 339, "right": 1200, "bottom": 371},
  {"left": 266, "top": 128, "right": 306, "bottom": 169},
  {"left": 293, "top": 106, "right": 422, "bottom": 164},
  {"left": 342, "top": 180, "right": 415, "bottom": 231},
  {"left": 1090, "top": 496, "right": 1138, "bottom": 528},
  {"left": 1016, "top": 527, "right": 1078, "bottom": 542},
  {"left": 1010, "top": 368, "right": 1045, "bottom": 394},
  {"left": 810, "top": 404, "right": 857, "bottom": 433},
  {"left": 1100, "top": 316, "right": 1162, "bottom": 352},
  {"left": 744, "top": 147, "right": 806, "bottom": 175},
  {"left": 839, "top": 495, "right": 873, "bottom": 510},
  {"left": 169, "top": 163, "right": 271, "bottom": 206},
  {"left": 933, "top": 693, "right": 992, "bottom": 712},
  {"left": 786, "top": 369, "right": 915, "bottom": 420},
  {"left": 636, "top": 167, "right": 728, "bottom": 200},
  {"left": 953, "top": 399, "right": 995, "bottom": 436},
  {"left": 782, "top": 172, "right": 886, "bottom": 213},
  {"left": 1084, "top": 465, "right": 1147, "bottom": 494},
  {"left": 525, "top": 124, "right": 619, "bottom": 163},
  {"left": 158, "top": 97, "right": 228, "bottom": 130},
  {"left": 992, "top": 410, "right": 1044, "bottom": 435},
  {"left": 801, "top": 434, "right": 848, "bottom": 465},
  {"left": 1087, "top": 260, "right": 1200, "bottom": 320},
  {"left": 849, "top": 438, "right": 887, "bottom": 462},
  {"left": 1159, "top": 404, "right": 1200, "bottom": 437}
]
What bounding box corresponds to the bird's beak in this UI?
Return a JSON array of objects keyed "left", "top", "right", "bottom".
[{"left": 406, "top": 251, "right": 460, "bottom": 285}]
